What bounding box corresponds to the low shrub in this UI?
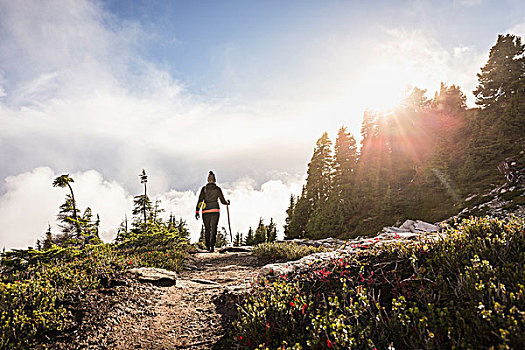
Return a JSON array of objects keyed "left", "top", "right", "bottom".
[
  {"left": 233, "top": 216, "right": 525, "bottom": 349},
  {"left": 252, "top": 242, "right": 329, "bottom": 263},
  {"left": 0, "top": 230, "right": 189, "bottom": 348}
]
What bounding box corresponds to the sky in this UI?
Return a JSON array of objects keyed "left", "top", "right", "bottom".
[{"left": 0, "top": 0, "right": 524, "bottom": 249}]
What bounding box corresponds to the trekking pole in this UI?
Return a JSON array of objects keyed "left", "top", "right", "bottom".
[{"left": 226, "top": 204, "right": 233, "bottom": 246}]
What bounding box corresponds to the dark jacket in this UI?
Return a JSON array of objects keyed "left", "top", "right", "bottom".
[{"left": 196, "top": 183, "right": 227, "bottom": 214}]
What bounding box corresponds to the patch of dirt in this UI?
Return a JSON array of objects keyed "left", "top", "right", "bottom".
[{"left": 40, "top": 251, "right": 259, "bottom": 349}]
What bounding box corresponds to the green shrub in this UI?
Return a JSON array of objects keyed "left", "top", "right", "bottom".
[
  {"left": 0, "top": 279, "right": 67, "bottom": 349},
  {"left": 0, "top": 230, "right": 189, "bottom": 348},
  {"left": 233, "top": 216, "right": 525, "bottom": 349},
  {"left": 252, "top": 242, "right": 329, "bottom": 263}
]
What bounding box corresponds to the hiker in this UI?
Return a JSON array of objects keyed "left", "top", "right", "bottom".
[{"left": 195, "top": 171, "right": 230, "bottom": 252}]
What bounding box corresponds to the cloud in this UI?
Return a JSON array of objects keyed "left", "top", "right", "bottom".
[
  {"left": 0, "top": 167, "right": 132, "bottom": 249},
  {"left": 0, "top": 167, "right": 303, "bottom": 250},
  {"left": 372, "top": 28, "right": 487, "bottom": 106},
  {"left": 0, "top": 0, "right": 317, "bottom": 194},
  {"left": 506, "top": 22, "right": 525, "bottom": 39}
]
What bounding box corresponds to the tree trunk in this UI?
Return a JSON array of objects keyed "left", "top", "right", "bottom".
[
  {"left": 143, "top": 183, "right": 147, "bottom": 224},
  {"left": 67, "top": 183, "right": 82, "bottom": 237}
]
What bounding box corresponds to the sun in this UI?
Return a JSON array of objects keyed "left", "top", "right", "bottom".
[{"left": 352, "top": 62, "right": 413, "bottom": 112}]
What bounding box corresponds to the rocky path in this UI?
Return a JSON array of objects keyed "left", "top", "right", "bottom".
[
  {"left": 41, "top": 251, "right": 258, "bottom": 350},
  {"left": 111, "top": 251, "right": 258, "bottom": 349}
]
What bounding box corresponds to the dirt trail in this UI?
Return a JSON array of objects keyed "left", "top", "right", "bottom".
[{"left": 111, "top": 251, "right": 258, "bottom": 349}]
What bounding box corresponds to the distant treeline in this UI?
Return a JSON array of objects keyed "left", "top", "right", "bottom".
[{"left": 284, "top": 34, "right": 525, "bottom": 239}]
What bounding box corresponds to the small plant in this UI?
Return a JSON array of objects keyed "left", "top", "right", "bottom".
[
  {"left": 233, "top": 217, "right": 525, "bottom": 349},
  {"left": 0, "top": 227, "right": 189, "bottom": 348}
]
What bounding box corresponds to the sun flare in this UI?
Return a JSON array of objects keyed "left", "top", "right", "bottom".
[{"left": 354, "top": 62, "right": 412, "bottom": 112}]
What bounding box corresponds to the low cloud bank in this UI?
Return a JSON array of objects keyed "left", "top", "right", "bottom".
[{"left": 0, "top": 167, "right": 302, "bottom": 250}]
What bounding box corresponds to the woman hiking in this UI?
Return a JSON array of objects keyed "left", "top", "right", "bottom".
[{"left": 195, "top": 171, "right": 230, "bottom": 252}]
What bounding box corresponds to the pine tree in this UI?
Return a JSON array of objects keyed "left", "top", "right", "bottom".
[
  {"left": 151, "top": 199, "right": 165, "bottom": 225},
  {"left": 139, "top": 169, "right": 148, "bottom": 224},
  {"left": 285, "top": 187, "right": 309, "bottom": 239},
  {"left": 333, "top": 126, "right": 357, "bottom": 190},
  {"left": 474, "top": 34, "right": 525, "bottom": 110},
  {"left": 283, "top": 194, "right": 295, "bottom": 239},
  {"left": 305, "top": 132, "right": 333, "bottom": 209},
  {"left": 56, "top": 194, "right": 81, "bottom": 239},
  {"left": 132, "top": 195, "right": 152, "bottom": 229},
  {"left": 53, "top": 175, "right": 81, "bottom": 238},
  {"left": 42, "top": 224, "right": 53, "bottom": 250},
  {"left": 244, "top": 226, "right": 255, "bottom": 246},
  {"left": 116, "top": 215, "right": 129, "bottom": 242},
  {"left": 254, "top": 218, "right": 267, "bottom": 245},
  {"left": 233, "top": 232, "right": 243, "bottom": 247},
  {"left": 267, "top": 218, "right": 277, "bottom": 242},
  {"left": 432, "top": 83, "right": 467, "bottom": 115}
]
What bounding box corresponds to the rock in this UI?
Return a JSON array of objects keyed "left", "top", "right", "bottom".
[
  {"left": 260, "top": 263, "right": 294, "bottom": 276},
  {"left": 183, "top": 264, "right": 201, "bottom": 271},
  {"left": 260, "top": 251, "right": 342, "bottom": 277},
  {"left": 414, "top": 220, "right": 438, "bottom": 233},
  {"left": 465, "top": 194, "right": 477, "bottom": 202},
  {"left": 128, "top": 267, "right": 177, "bottom": 287}
]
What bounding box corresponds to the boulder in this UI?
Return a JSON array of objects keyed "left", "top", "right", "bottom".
[
  {"left": 128, "top": 267, "right": 177, "bottom": 287},
  {"left": 414, "top": 220, "right": 438, "bottom": 233}
]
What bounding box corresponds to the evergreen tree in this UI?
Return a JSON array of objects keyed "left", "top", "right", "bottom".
[
  {"left": 116, "top": 215, "right": 129, "bottom": 242},
  {"left": 267, "top": 218, "right": 277, "bottom": 242},
  {"left": 53, "top": 175, "right": 81, "bottom": 238},
  {"left": 244, "top": 226, "right": 255, "bottom": 246},
  {"left": 283, "top": 194, "right": 295, "bottom": 239},
  {"left": 172, "top": 217, "right": 190, "bottom": 240},
  {"left": 305, "top": 132, "right": 333, "bottom": 210},
  {"left": 139, "top": 169, "right": 148, "bottom": 224},
  {"left": 432, "top": 83, "right": 467, "bottom": 115},
  {"left": 296, "top": 132, "right": 334, "bottom": 239},
  {"left": 474, "top": 34, "right": 525, "bottom": 110},
  {"left": 285, "top": 187, "right": 309, "bottom": 239},
  {"left": 333, "top": 126, "right": 357, "bottom": 190},
  {"left": 56, "top": 194, "right": 81, "bottom": 239},
  {"left": 42, "top": 224, "right": 53, "bottom": 250},
  {"left": 152, "top": 199, "right": 165, "bottom": 224},
  {"left": 254, "top": 218, "right": 267, "bottom": 245},
  {"left": 80, "top": 207, "right": 94, "bottom": 236},
  {"left": 131, "top": 194, "right": 153, "bottom": 229},
  {"left": 233, "top": 232, "right": 243, "bottom": 247}
]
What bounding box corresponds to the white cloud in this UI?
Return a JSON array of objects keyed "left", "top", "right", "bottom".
[
  {"left": 0, "top": 167, "right": 303, "bottom": 250},
  {"left": 372, "top": 28, "right": 486, "bottom": 106},
  {"left": 0, "top": 167, "right": 133, "bottom": 249}
]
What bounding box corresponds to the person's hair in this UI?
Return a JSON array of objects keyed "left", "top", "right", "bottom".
[{"left": 207, "top": 171, "right": 216, "bottom": 183}]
